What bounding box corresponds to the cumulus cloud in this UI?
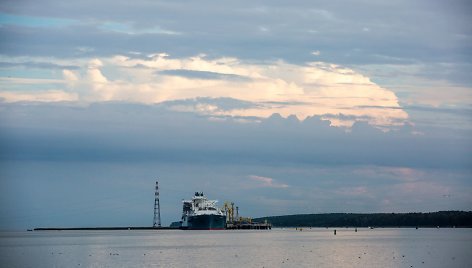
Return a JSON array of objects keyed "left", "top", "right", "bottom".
[{"left": 0, "top": 54, "right": 409, "bottom": 128}]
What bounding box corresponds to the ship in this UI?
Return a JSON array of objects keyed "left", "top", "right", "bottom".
[{"left": 181, "top": 192, "right": 226, "bottom": 230}]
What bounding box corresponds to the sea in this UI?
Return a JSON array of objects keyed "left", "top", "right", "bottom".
[{"left": 0, "top": 228, "right": 471, "bottom": 267}]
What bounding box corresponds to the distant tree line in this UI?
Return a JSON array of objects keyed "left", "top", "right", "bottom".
[{"left": 254, "top": 211, "right": 472, "bottom": 227}]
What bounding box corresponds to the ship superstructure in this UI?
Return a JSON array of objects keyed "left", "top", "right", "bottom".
[{"left": 181, "top": 192, "right": 226, "bottom": 230}]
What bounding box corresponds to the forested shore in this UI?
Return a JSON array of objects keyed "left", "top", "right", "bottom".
[{"left": 254, "top": 211, "right": 472, "bottom": 227}]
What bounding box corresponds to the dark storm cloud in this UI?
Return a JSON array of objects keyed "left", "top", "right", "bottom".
[{"left": 0, "top": 101, "right": 470, "bottom": 169}]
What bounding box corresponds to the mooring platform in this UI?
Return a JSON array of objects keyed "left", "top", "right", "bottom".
[{"left": 225, "top": 223, "right": 272, "bottom": 230}]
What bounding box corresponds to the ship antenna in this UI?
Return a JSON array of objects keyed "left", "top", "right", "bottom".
[{"left": 153, "top": 181, "right": 161, "bottom": 228}]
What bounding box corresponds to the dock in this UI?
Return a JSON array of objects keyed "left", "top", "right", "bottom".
[
  {"left": 225, "top": 222, "right": 272, "bottom": 230},
  {"left": 33, "top": 224, "right": 271, "bottom": 231},
  {"left": 33, "top": 226, "right": 180, "bottom": 231}
]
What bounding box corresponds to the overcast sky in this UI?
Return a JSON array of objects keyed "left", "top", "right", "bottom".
[{"left": 0, "top": 0, "right": 471, "bottom": 229}]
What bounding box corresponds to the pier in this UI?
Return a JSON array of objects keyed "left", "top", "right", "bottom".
[
  {"left": 225, "top": 222, "right": 272, "bottom": 230},
  {"left": 221, "top": 200, "right": 271, "bottom": 230},
  {"left": 33, "top": 225, "right": 271, "bottom": 231},
  {"left": 33, "top": 226, "right": 180, "bottom": 231}
]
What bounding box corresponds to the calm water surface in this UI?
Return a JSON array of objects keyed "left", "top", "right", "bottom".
[{"left": 0, "top": 228, "right": 471, "bottom": 267}]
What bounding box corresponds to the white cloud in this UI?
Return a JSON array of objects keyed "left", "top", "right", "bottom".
[
  {"left": 248, "top": 175, "right": 289, "bottom": 188},
  {"left": 258, "top": 26, "right": 269, "bottom": 32},
  {"left": 0, "top": 54, "right": 409, "bottom": 128}
]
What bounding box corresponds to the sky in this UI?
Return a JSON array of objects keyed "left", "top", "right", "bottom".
[{"left": 0, "top": 0, "right": 471, "bottom": 229}]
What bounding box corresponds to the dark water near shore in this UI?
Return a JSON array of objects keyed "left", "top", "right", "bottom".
[{"left": 1, "top": 228, "right": 471, "bottom": 267}]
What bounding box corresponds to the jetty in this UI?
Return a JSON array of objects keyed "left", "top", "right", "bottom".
[
  {"left": 33, "top": 226, "right": 179, "bottom": 231},
  {"left": 225, "top": 222, "right": 272, "bottom": 230},
  {"left": 33, "top": 224, "right": 271, "bottom": 231}
]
